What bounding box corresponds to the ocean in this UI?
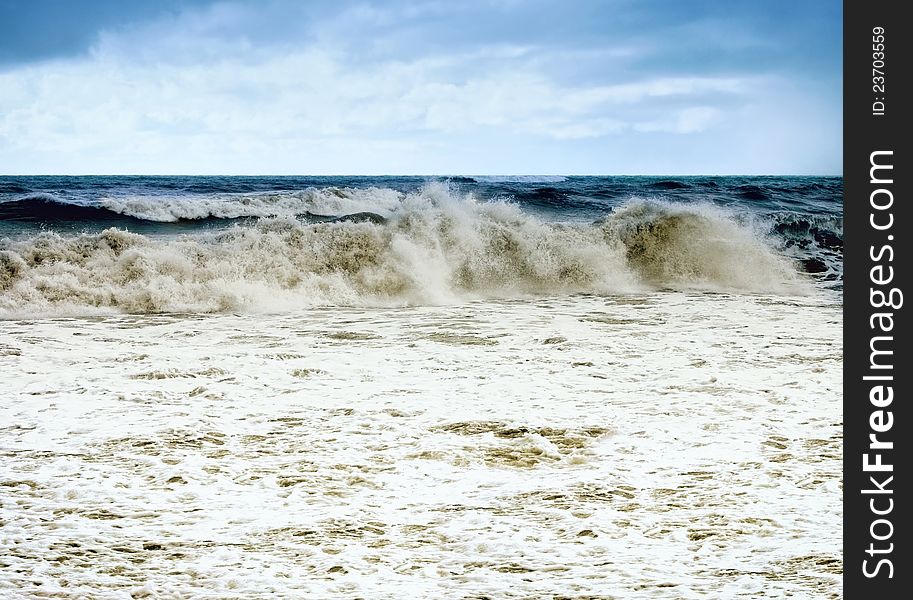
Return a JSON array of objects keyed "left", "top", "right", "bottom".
[
  {"left": 1, "top": 176, "right": 841, "bottom": 315},
  {"left": 0, "top": 176, "right": 842, "bottom": 597}
]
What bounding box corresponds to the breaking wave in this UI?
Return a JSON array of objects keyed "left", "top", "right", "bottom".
[
  {"left": 99, "top": 187, "right": 404, "bottom": 222},
  {"left": 0, "top": 185, "right": 810, "bottom": 317},
  {"left": 0, "top": 188, "right": 404, "bottom": 225}
]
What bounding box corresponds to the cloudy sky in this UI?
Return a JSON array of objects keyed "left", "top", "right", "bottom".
[{"left": 0, "top": 0, "right": 841, "bottom": 175}]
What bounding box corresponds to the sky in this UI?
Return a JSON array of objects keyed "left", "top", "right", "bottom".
[{"left": 0, "top": 0, "right": 842, "bottom": 175}]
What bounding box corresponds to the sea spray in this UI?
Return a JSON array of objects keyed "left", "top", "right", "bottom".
[
  {"left": 602, "top": 200, "right": 803, "bottom": 291},
  {"left": 1, "top": 186, "right": 810, "bottom": 316}
]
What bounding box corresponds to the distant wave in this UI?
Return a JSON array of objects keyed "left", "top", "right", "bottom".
[
  {"left": 0, "top": 188, "right": 403, "bottom": 224},
  {"left": 471, "top": 175, "right": 569, "bottom": 184},
  {"left": 0, "top": 195, "right": 146, "bottom": 224},
  {"left": 1, "top": 185, "right": 813, "bottom": 317},
  {"left": 735, "top": 184, "right": 770, "bottom": 201},
  {"left": 648, "top": 180, "right": 691, "bottom": 190},
  {"left": 99, "top": 187, "right": 403, "bottom": 222}
]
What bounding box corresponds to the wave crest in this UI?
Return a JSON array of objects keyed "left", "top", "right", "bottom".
[
  {"left": 1, "top": 187, "right": 808, "bottom": 316},
  {"left": 603, "top": 201, "right": 803, "bottom": 291},
  {"left": 97, "top": 187, "right": 405, "bottom": 222}
]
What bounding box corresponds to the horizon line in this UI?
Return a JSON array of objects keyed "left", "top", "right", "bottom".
[{"left": 0, "top": 173, "right": 845, "bottom": 178}]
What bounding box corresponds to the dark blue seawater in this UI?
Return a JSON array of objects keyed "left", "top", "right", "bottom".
[
  {"left": 0, "top": 176, "right": 842, "bottom": 315},
  {"left": 0, "top": 175, "right": 841, "bottom": 223}
]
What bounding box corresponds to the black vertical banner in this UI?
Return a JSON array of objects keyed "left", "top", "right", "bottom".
[{"left": 844, "top": 0, "right": 909, "bottom": 597}]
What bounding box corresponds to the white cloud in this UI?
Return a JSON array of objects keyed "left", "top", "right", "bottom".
[
  {"left": 0, "top": 1, "right": 839, "bottom": 174},
  {"left": 0, "top": 51, "right": 742, "bottom": 144},
  {"left": 634, "top": 107, "right": 720, "bottom": 134}
]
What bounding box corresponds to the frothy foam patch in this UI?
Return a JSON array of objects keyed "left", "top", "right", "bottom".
[{"left": 1, "top": 187, "right": 808, "bottom": 316}]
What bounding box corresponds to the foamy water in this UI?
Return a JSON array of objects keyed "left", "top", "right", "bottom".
[
  {"left": 0, "top": 293, "right": 841, "bottom": 598},
  {"left": 1, "top": 177, "right": 842, "bottom": 597},
  {"left": 1, "top": 190, "right": 811, "bottom": 317}
]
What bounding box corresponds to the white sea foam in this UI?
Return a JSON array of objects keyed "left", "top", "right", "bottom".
[
  {"left": 1, "top": 185, "right": 808, "bottom": 316},
  {"left": 0, "top": 293, "right": 842, "bottom": 597}
]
